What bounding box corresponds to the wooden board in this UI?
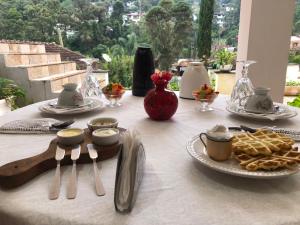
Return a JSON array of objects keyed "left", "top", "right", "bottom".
[{"left": 0, "top": 128, "right": 125, "bottom": 189}]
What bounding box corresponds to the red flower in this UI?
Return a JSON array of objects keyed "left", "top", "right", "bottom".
[
  {"left": 151, "top": 72, "right": 161, "bottom": 83},
  {"left": 151, "top": 71, "right": 172, "bottom": 84},
  {"left": 161, "top": 71, "right": 172, "bottom": 81}
]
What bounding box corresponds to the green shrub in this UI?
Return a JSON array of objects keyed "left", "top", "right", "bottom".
[
  {"left": 110, "top": 45, "right": 125, "bottom": 57},
  {"left": 286, "top": 81, "right": 300, "bottom": 86},
  {"left": 210, "top": 77, "right": 216, "bottom": 89},
  {"left": 288, "top": 53, "right": 300, "bottom": 64},
  {"left": 168, "top": 76, "right": 179, "bottom": 91},
  {"left": 0, "top": 77, "right": 26, "bottom": 110},
  {"left": 288, "top": 95, "right": 300, "bottom": 108},
  {"left": 215, "top": 48, "right": 236, "bottom": 66},
  {"left": 102, "top": 55, "right": 134, "bottom": 88}
]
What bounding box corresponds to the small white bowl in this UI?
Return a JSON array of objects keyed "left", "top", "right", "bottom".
[
  {"left": 57, "top": 128, "right": 84, "bottom": 145},
  {"left": 92, "top": 128, "right": 120, "bottom": 146},
  {"left": 87, "top": 117, "right": 118, "bottom": 131},
  {"left": 57, "top": 83, "right": 84, "bottom": 107}
]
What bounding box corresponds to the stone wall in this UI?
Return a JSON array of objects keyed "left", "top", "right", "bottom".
[{"left": 0, "top": 40, "right": 86, "bottom": 69}]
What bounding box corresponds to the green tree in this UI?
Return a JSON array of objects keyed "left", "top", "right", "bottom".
[
  {"left": 172, "top": 1, "right": 193, "bottom": 57},
  {"left": 211, "top": 0, "right": 221, "bottom": 41},
  {"left": 159, "top": 0, "right": 173, "bottom": 10},
  {"left": 145, "top": 0, "right": 192, "bottom": 70},
  {"left": 141, "top": 0, "right": 160, "bottom": 11},
  {"left": 293, "top": 1, "right": 300, "bottom": 35},
  {"left": 25, "top": 0, "right": 63, "bottom": 41},
  {"left": 65, "top": 0, "right": 108, "bottom": 54},
  {"left": 197, "top": 0, "right": 215, "bottom": 58},
  {"left": 107, "top": 1, "right": 125, "bottom": 43},
  {"left": 118, "top": 32, "right": 137, "bottom": 55},
  {"left": 221, "top": 0, "right": 240, "bottom": 46},
  {"left": 91, "top": 44, "right": 108, "bottom": 59},
  {"left": 0, "top": 0, "right": 68, "bottom": 42},
  {"left": 128, "top": 19, "right": 150, "bottom": 46},
  {"left": 111, "top": 1, "right": 125, "bottom": 21}
]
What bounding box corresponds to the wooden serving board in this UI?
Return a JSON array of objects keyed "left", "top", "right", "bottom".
[{"left": 0, "top": 128, "right": 125, "bottom": 189}]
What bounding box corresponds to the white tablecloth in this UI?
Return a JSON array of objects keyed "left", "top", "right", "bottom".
[{"left": 1, "top": 93, "right": 300, "bottom": 225}]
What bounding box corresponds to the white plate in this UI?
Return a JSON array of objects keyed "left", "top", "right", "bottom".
[
  {"left": 226, "top": 104, "right": 297, "bottom": 121},
  {"left": 39, "top": 98, "right": 105, "bottom": 115},
  {"left": 187, "top": 135, "right": 299, "bottom": 179},
  {"left": 47, "top": 99, "right": 94, "bottom": 109}
]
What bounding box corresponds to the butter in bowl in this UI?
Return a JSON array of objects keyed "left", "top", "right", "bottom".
[
  {"left": 87, "top": 117, "right": 118, "bottom": 132},
  {"left": 92, "top": 128, "right": 120, "bottom": 146},
  {"left": 57, "top": 128, "right": 84, "bottom": 145}
]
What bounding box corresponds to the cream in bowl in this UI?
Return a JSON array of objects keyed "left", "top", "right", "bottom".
[
  {"left": 87, "top": 117, "right": 118, "bottom": 131},
  {"left": 57, "top": 128, "right": 84, "bottom": 145},
  {"left": 92, "top": 128, "right": 120, "bottom": 146}
]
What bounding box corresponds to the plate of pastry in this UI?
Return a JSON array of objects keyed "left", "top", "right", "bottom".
[{"left": 187, "top": 129, "right": 300, "bottom": 179}]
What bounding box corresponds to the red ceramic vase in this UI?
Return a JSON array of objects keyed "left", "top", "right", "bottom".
[{"left": 144, "top": 79, "right": 178, "bottom": 120}]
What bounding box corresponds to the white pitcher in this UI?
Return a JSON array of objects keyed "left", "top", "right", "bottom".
[{"left": 179, "top": 62, "right": 210, "bottom": 99}]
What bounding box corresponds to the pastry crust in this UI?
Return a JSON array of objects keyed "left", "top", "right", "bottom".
[{"left": 233, "top": 129, "right": 299, "bottom": 171}]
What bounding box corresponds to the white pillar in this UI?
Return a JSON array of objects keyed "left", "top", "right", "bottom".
[{"left": 237, "top": 0, "right": 295, "bottom": 102}]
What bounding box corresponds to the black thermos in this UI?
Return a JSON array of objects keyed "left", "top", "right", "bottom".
[{"left": 132, "top": 46, "right": 155, "bottom": 96}]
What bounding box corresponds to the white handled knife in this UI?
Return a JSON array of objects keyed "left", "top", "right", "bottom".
[
  {"left": 87, "top": 144, "right": 105, "bottom": 196},
  {"left": 67, "top": 146, "right": 81, "bottom": 199},
  {"left": 49, "top": 146, "right": 65, "bottom": 200}
]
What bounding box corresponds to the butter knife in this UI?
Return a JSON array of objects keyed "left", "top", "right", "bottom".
[
  {"left": 67, "top": 146, "right": 81, "bottom": 199},
  {"left": 265, "top": 127, "right": 300, "bottom": 141},
  {"left": 49, "top": 146, "right": 65, "bottom": 200},
  {"left": 87, "top": 144, "right": 105, "bottom": 196}
]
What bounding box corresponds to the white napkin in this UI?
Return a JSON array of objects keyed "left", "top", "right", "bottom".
[
  {"left": 0, "top": 118, "right": 59, "bottom": 134},
  {"left": 114, "top": 130, "right": 145, "bottom": 213}
]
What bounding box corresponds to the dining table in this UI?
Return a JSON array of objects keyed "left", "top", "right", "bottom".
[{"left": 1, "top": 92, "right": 300, "bottom": 225}]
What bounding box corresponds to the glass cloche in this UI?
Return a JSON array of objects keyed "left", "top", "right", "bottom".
[
  {"left": 230, "top": 60, "right": 256, "bottom": 108},
  {"left": 79, "top": 58, "right": 102, "bottom": 98}
]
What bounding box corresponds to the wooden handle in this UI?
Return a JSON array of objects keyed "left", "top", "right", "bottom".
[
  {"left": 0, "top": 142, "right": 55, "bottom": 177},
  {"left": 49, "top": 163, "right": 61, "bottom": 200},
  {"left": 0, "top": 141, "right": 57, "bottom": 188},
  {"left": 0, "top": 129, "right": 124, "bottom": 189},
  {"left": 67, "top": 162, "right": 77, "bottom": 199},
  {"left": 93, "top": 160, "right": 105, "bottom": 196}
]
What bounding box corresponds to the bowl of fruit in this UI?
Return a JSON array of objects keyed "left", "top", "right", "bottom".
[
  {"left": 102, "top": 83, "right": 125, "bottom": 107},
  {"left": 193, "top": 84, "right": 219, "bottom": 112}
]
